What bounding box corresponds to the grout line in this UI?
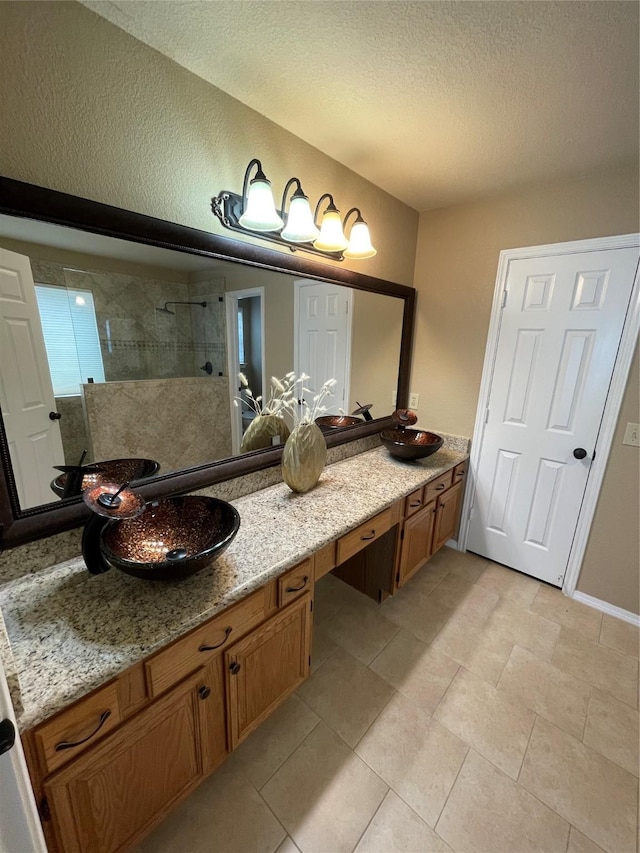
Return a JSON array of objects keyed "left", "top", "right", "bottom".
[
  {"left": 352, "top": 689, "right": 398, "bottom": 750},
  {"left": 347, "top": 788, "right": 389, "bottom": 853},
  {"left": 433, "top": 742, "right": 471, "bottom": 832},
  {"left": 430, "top": 663, "right": 461, "bottom": 719},
  {"left": 256, "top": 708, "right": 321, "bottom": 793}
]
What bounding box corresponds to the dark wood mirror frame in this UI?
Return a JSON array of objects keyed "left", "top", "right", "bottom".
[{"left": 0, "top": 176, "right": 415, "bottom": 549}]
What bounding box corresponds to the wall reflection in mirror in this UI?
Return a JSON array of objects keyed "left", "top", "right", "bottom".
[{"left": 0, "top": 214, "right": 404, "bottom": 511}]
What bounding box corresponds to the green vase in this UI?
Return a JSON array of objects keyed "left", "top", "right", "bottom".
[
  {"left": 240, "top": 414, "right": 290, "bottom": 453},
  {"left": 282, "top": 422, "right": 327, "bottom": 493}
]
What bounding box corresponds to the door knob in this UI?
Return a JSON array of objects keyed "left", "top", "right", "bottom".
[
  {"left": 49, "top": 411, "right": 62, "bottom": 420},
  {"left": 0, "top": 718, "right": 16, "bottom": 755},
  {"left": 573, "top": 448, "right": 588, "bottom": 459}
]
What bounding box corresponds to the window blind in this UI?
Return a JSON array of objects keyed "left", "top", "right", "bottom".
[{"left": 35, "top": 285, "right": 105, "bottom": 396}]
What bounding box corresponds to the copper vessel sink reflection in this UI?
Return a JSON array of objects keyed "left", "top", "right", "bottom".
[
  {"left": 315, "top": 415, "right": 362, "bottom": 431},
  {"left": 380, "top": 428, "right": 444, "bottom": 461},
  {"left": 51, "top": 458, "right": 160, "bottom": 498},
  {"left": 100, "top": 496, "right": 240, "bottom": 580}
]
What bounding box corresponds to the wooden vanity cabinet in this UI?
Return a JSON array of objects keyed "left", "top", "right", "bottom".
[
  {"left": 396, "top": 464, "right": 467, "bottom": 589},
  {"left": 44, "top": 669, "right": 213, "bottom": 853},
  {"left": 226, "top": 593, "right": 312, "bottom": 749}
]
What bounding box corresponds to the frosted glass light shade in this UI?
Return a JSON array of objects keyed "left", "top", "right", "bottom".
[
  {"left": 238, "top": 178, "right": 284, "bottom": 231},
  {"left": 281, "top": 195, "right": 320, "bottom": 243},
  {"left": 314, "top": 209, "right": 348, "bottom": 252},
  {"left": 344, "top": 221, "right": 377, "bottom": 259}
]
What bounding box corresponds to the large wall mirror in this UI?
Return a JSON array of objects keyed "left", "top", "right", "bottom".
[{"left": 0, "top": 177, "right": 415, "bottom": 548}]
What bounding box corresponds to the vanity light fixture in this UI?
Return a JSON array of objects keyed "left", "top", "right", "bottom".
[{"left": 211, "top": 159, "right": 377, "bottom": 261}]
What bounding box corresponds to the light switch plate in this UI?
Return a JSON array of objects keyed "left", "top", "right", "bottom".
[
  {"left": 409, "top": 392, "right": 420, "bottom": 409},
  {"left": 623, "top": 422, "right": 640, "bottom": 447}
]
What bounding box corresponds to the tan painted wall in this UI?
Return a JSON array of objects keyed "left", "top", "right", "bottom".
[
  {"left": 413, "top": 164, "right": 640, "bottom": 613},
  {"left": 0, "top": 1, "right": 417, "bottom": 286}
]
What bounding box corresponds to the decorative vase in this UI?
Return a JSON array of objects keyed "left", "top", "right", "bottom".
[
  {"left": 282, "top": 422, "right": 327, "bottom": 493},
  {"left": 240, "top": 414, "right": 290, "bottom": 453}
]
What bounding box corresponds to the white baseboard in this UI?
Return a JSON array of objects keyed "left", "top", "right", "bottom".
[{"left": 571, "top": 591, "right": 640, "bottom": 627}]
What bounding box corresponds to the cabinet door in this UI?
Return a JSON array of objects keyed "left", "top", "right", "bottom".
[
  {"left": 432, "top": 481, "right": 463, "bottom": 553},
  {"left": 397, "top": 501, "right": 437, "bottom": 588},
  {"left": 226, "top": 595, "right": 312, "bottom": 750},
  {"left": 45, "top": 670, "right": 210, "bottom": 853}
]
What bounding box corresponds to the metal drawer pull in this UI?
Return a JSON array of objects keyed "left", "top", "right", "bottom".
[
  {"left": 55, "top": 710, "right": 111, "bottom": 751},
  {"left": 360, "top": 531, "right": 376, "bottom": 541},
  {"left": 229, "top": 662, "right": 241, "bottom": 675},
  {"left": 435, "top": 484, "right": 446, "bottom": 490},
  {"left": 199, "top": 626, "right": 232, "bottom": 651},
  {"left": 286, "top": 576, "right": 309, "bottom": 593},
  {"left": 409, "top": 500, "right": 422, "bottom": 508}
]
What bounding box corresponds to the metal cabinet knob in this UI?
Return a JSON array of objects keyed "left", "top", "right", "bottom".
[
  {"left": 198, "top": 686, "right": 211, "bottom": 700},
  {"left": 229, "top": 662, "right": 241, "bottom": 675}
]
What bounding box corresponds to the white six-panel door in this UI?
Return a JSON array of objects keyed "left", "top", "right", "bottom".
[
  {"left": 295, "top": 281, "right": 352, "bottom": 415},
  {"left": 467, "top": 246, "right": 639, "bottom": 586},
  {"left": 0, "top": 247, "right": 65, "bottom": 508}
]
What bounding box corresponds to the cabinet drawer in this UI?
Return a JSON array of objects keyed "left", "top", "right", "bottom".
[
  {"left": 453, "top": 461, "right": 467, "bottom": 482},
  {"left": 278, "top": 559, "right": 313, "bottom": 607},
  {"left": 425, "top": 470, "right": 453, "bottom": 503},
  {"left": 34, "top": 681, "right": 122, "bottom": 775},
  {"left": 404, "top": 487, "right": 426, "bottom": 518},
  {"left": 145, "top": 588, "right": 265, "bottom": 698},
  {"left": 337, "top": 506, "right": 395, "bottom": 565}
]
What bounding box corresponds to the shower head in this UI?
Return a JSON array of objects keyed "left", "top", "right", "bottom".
[{"left": 156, "top": 301, "right": 207, "bottom": 315}]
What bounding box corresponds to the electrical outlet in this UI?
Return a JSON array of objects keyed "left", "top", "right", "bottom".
[
  {"left": 409, "top": 392, "right": 420, "bottom": 409},
  {"left": 623, "top": 422, "right": 640, "bottom": 447}
]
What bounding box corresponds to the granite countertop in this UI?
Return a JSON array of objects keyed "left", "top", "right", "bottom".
[{"left": 0, "top": 440, "right": 468, "bottom": 731}]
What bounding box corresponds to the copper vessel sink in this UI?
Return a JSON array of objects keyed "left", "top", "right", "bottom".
[
  {"left": 51, "top": 458, "right": 160, "bottom": 498},
  {"left": 380, "top": 428, "right": 444, "bottom": 461},
  {"left": 315, "top": 415, "right": 362, "bottom": 431},
  {"left": 100, "top": 496, "right": 240, "bottom": 580}
]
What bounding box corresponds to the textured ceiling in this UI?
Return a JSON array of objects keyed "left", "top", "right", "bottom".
[{"left": 81, "top": 1, "right": 639, "bottom": 212}]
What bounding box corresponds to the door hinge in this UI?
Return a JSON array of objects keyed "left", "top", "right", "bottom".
[
  {"left": 39, "top": 796, "right": 50, "bottom": 821},
  {"left": 484, "top": 406, "right": 490, "bottom": 424},
  {"left": 592, "top": 448, "right": 596, "bottom": 461},
  {"left": 310, "top": 599, "right": 313, "bottom": 612},
  {"left": 501, "top": 290, "right": 508, "bottom": 308}
]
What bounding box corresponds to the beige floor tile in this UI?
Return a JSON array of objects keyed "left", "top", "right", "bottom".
[
  {"left": 436, "top": 750, "right": 570, "bottom": 853},
  {"left": 354, "top": 790, "right": 452, "bottom": 853},
  {"left": 425, "top": 573, "right": 478, "bottom": 611},
  {"left": 567, "top": 827, "right": 606, "bottom": 853},
  {"left": 434, "top": 667, "right": 535, "bottom": 778},
  {"left": 531, "top": 584, "right": 603, "bottom": 640},
  {"left": 497, "top": 645, "right": 591, "bottom": 739},
  {"left": 490, "top": 598, "right": 561, "bottom": 660},
  {"left": 226, "top": 694, "right": 320, "bottom": 789},
  {"left": 583, "top": 688, "right": 639, "bottom": 777},
  {"left": 519, "top": 716, "right": 639, "bottom": 853},
  {"left": 430, "top": 611, "right": 514, "bottom": 686},
  {"left": 137, "top": 762, "right": 285, "bottom": 853},
  {"left": 261, "top": 722, "right": 388, "bottom": 853},
  {"left": 322, "top": 594, "right": 399, "bottom": 665},
  {"left": 600, "top": 614, "right": 640, "bottom": 659},
  {"left": 380, "top": 585, "right": 453, "bottom": 644},
  {"left": 475, "top": 562, "right": 540, "bottom": 608},
  {"left": 552, "top": 627, "right": 639, "bottom": 708},
  {"left": 369, "top": 629, "right": 459, "bottom": 715},
  {"left": 356, "top": 693, "right": 468, "bottom": 827},
  {"left": 297, "top": 647, "right": 394, "bottom": 747},
  {"left": 403, "top": 557, "right": 450, "bottom": 596},
  {"left": 437, "top": 548, "right": 489, "bottom": 583},
  {"left": 275, "top": 838, "right": 301, "bottom": 853},
  {"left": 310, "top": 622, "right": 338, "bottom": 673}
]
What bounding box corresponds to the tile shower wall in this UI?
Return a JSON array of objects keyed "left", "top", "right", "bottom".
[{"left": 31, "top": 262, "right": 228, "bottom": 383}]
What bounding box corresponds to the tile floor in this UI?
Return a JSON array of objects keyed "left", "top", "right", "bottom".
[{"left": 138, "top": 547, "right": 639, "bottom": 853}]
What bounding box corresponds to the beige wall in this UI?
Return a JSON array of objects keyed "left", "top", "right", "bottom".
[
  {"left": 413, "top": 164, "right": 640, "bottom": 613},
  {"left": 0, "top": 1, "right": 417, "bottom": 286}
]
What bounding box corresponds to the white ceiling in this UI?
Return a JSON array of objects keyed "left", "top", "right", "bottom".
[{"left": 81, "top": 0, "right": 639, "bottom": 212}]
